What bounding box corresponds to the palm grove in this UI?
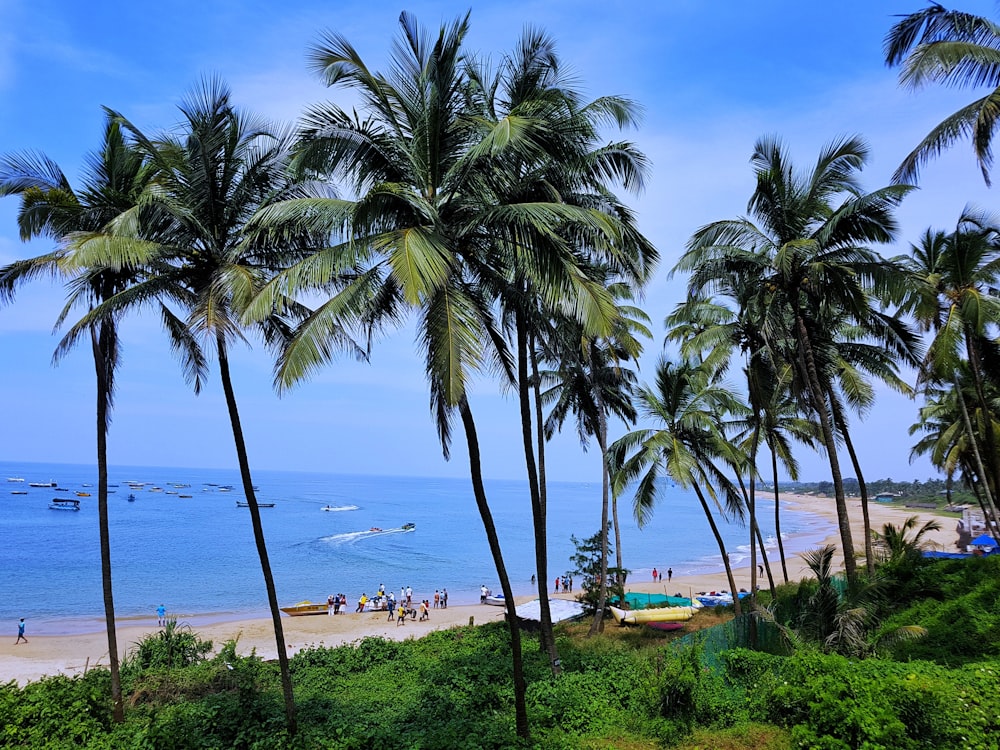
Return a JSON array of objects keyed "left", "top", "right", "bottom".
[{"left": 2, "top": 6, "right": 999, "bottom": 742}]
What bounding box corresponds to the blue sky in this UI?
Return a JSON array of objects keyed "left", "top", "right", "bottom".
[{"left": 0, "top": 0, "right": 996, "bottom": 483}]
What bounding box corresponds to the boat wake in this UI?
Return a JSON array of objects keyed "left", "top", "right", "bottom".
[
  {"left": 320, "top": 504, "right": 359, "bottom": 512},
  {"left": 319, "top": 524, "right": 415, "bottom": 544}
]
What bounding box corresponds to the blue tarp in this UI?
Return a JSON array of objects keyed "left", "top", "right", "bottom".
[{"left": 970, "top": 534, "right": 999, "bottom": 548}]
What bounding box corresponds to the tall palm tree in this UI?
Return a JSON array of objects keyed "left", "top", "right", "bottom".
[
  {"left": 462, "top": 33, "right": 656, "bottom": 670},
  {"left": 0, "top": 117, "right": 153, "bottom": 722},
  {"left": 899, "top": 210, "right": 1000, "bottom": 524},
  {"left": 608, "top": 358, "right": 746, "bottom": 614},
  {"left": 678, "top": 135, "right": 912, "bottom": 584},
  {"left": 540, "top": 282, "right": 650, "bottom": 633},
  {"left": 76, "top": 81, "right": 304, "bottom": 734},
  {"left": 885, "top": 4, "right": 1000, "bottom": 185}
]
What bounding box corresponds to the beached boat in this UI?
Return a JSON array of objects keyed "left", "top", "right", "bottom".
[
  {"left": 695, "top": 591, "right": 747, "bottom": 607},
  {"left": 236, "top": 501, "right": 275, "bottom": 508},
  {"left": 485, "top": 593, "right": 505, "bottom": 606},
  {"left": 49, "top": 498, "right": 81, "bottom": 511},
  {"left": 280, "top": 601, "right": 329, "bottom": 616},
  {"left": 608, "top": 605, "right": 695, "bottom": 625}
]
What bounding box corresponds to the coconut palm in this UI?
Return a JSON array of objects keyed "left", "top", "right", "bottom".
[
  {"left": 608, "top": 357, "right": 747, "bottom": 614},
  {"left": 900, "top": 210, "right": 1000, "bottom": 517},
  {"left": 540, "top": 282, "right": 651, "bottom": 633},
  {"left": 0, "top": 117, "right": 154, "bottom": 722},
  {"left": 678, "top": 135, "right": 912, "bottom": 584},
  {"left": 76, "top": 81, "right": 305, "bottom": 734},
  {"left": 463, "top": 33, "right": 657, "bottom": 669},
  {"left": 885, "top": 4, "right": 1000, "bottom": 185}
]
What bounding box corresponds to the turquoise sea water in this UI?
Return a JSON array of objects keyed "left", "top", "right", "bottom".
[{"left": 0, "top": 461, "right": 835, "bottom": 634}]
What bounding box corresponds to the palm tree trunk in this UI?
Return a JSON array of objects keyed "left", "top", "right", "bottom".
[
  {"left": 795, "top": 313, "right": 856, "bottom": 583},
  {"left": 831, "top": 401, "right": 875, "bottom": 575},
  {"left": 216, "top": 335, "right": 297, "bottom": 736},
  {"left": 612, "top": 490, "right": 625, "bottom": 598},
  {"left": 771, "top": 449, "right": 789, "bottom": 583},
  {"left": 92, "top": 325, "right": 123, "bottom": 723},
  {"left": 748, "top": 426, "right": 760, "bottom": 610},
  {"left": 516, "top": 317, "right": 560, "bottom": 675},
  {"left": 965, "top": 334, "right": 1000, "bottom": 504},
  {"left": 458, "top": 395, "right": 529, "bottom": 740},
  {"left": 692, "top": 484, "right": 741, "bottom": 616},
  {"left": 955, "top": 380, "right": 1000, "bottom": 529},
  {"left": 589, "top": 414, "right": 610, "bottom": 636},
  {"left": 753, "top": 522, "right": 776, "bottom": 597}
]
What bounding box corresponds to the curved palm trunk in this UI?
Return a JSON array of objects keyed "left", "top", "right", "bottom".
[
  {"left": 216, "top": 336, "right": 297, "bottom": 736},
  {"left": 770, "top": 450, "right": 789, "bottom": 583},
  {"left": 692, "top": 484, "right": 741, "bottom": 616},
  {"left": 832, "top": 402, "right": 875, "bottom": 575},
  {"left": 965, "top": 333, "right": 1000, "bottom": 503},
  {"left": 92, "top": 325, "right": 123, "bottom": 723},
  {"left": 955, "top": 380, "right": 1000, "bottom": 529},
  {"left": 589, "top": 414, "right": 610, "bottom": 636},
  {"left": 795, "top": 313, "right": 856, "bottom": 583},
  {"left": 516, "top": 319, "right": 559, "bottom": 675},
  {"left": 458, "top": 396, "right": 529, "bottom": 740}
]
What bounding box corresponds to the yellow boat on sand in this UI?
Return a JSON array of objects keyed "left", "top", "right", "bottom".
[
  {"left": 609, "top": 605, "right": 695, "bottom": 625},
  {"left": 280, "top": 601, "right": 329, "bottom": 616}
]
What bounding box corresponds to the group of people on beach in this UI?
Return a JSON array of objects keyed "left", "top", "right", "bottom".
[
  {"left": 331, "top": 584, "right": 448, "bottom": 619},
  {"left": 651, "top": 567, "right": 673, "bottom": 583},
  {"left": 553, "top": 576, "right": 573, "bottom": 593}
]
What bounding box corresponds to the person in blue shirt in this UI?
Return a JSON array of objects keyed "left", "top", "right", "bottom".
[
  {"left": 156, "top": 604, "right": 166, "bottom": 627},
  {"left": 15, "top": 618, "right": 27, "bottom": 644}
]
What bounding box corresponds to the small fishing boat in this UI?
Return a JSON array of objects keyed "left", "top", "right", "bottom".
[
  {"left": 49, "top": 498, "right": 81, "bottom": 511},
  {"left": 178, "top": 494, "right": 193, "bottom": 498},
  {"left": 485, "top": 593, "right": 506, "bottom": 606},
  {"left": 11, "top": 490, "right": 28, "bottom": 495},
  {"left": 608, "top": 605, "right": 695, "bottom": 625},
  {"left": 237, "top": 501, "right": 275, "bottom": 508},
  {"left": 29, "top": 481, "right": 56, "bottom": 488},
  {"left": 280, "top": 601, "right": 329, "bottom": 616},
  {"left": 76, "top": 492, "right": 91, "bottom": 497},
  {"left": 7, "top": 477, "right": 24, "bottom": 482},
  {"left": 127, "top": 494, "right": 136, "bottom": 502}
]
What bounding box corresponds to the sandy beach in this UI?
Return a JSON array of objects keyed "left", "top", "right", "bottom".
[{"left": 0, "top": 493, "right": 960, "bottom": 685}]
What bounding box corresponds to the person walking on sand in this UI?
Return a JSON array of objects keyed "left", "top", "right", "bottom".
[
  {"left": 15, "top": 618, "right": 27, "bottom": 644},
  {"left": 156, "top": 603, "right": 167, "bottom": 627}
]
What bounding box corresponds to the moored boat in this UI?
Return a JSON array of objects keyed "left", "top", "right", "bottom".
[
  {"left": 76, "top": 492, "right": 91, "bottom": 497},
  {"left": 237, "top": 501, "right": 275, "bottom": 508},
  {"left": 7, "top": 477, "right": 24, "bottom": 482},
  {"left": 280, "top": 601, "right": 329, "bottom": 616},
  {"left": 29, "top": 481, "right": 57, "bottom": 488},
  {"left": 49, "top": 498, "right": 81, "bottom": 511},
  {"left": 608, "top": 605, "right": 695, "bottom": 625}
]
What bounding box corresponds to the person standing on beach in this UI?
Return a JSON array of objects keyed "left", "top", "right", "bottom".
[
  {"left": 442, "top": 588, "right": 448, "bottom": 608},
  {"left": 667, "top": 568, "right": 673, "bottom": 582},
  {"left": 406, "top": 585, "right": 413, "bottom": 606},
  {"left": 652, "top": 567, "right": 658, "bottom": 582},
  {"left": 327, "top": 594, "right": 335, "bottom": 616},
  {"left": 156, "top": 604, "right": 167, "bottom": 627},
  {"left": 433, "top": 590, "right": 440, "bottom": 608},
  {"left": 554, "top": 576, "right": 560, "bottom": 593},
  {"left": 15, "top": 618, "right": 27, "bottom": 644}
]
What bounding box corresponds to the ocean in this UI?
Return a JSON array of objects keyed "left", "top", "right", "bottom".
[{"left": 0, "top": 461, "right": 835, "bottom": 634}]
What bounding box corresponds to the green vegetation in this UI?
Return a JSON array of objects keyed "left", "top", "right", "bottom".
[{"left": 2, "top": 556, "right": 998, "bottom": 748}]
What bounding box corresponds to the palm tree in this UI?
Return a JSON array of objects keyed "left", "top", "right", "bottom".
[
  {"left": 463, "top": 33, "right": 657, "bottom": 670},
  {"left": 899, "top": 210, "right": 1000, "bottom": 525},
  {"left": 0, "top": 117, "right": 153, "bottom": 723},
  {"left": 540, "top": 282, "right": 650, "bottom": 633},
  {"left": 678, "top": 135, "right": 912, "bottom": 584},
  {"left": 608, "top": 358, "right": 746, "bottom": 614},
  {"left": 78, "top": 81, "right": 304, "bottom": 734},
  {"left": 885, "top": 4, "right": 1000, "bottom": 185}
]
